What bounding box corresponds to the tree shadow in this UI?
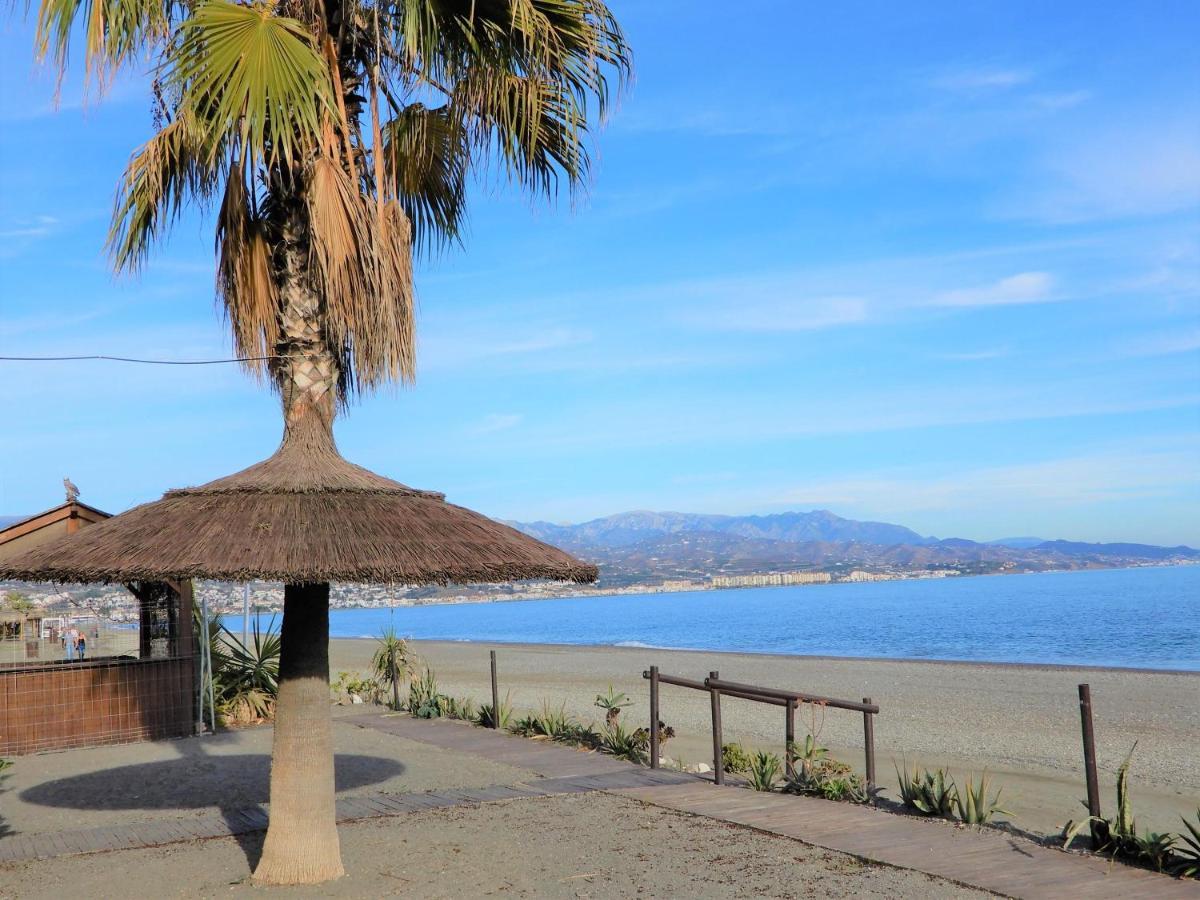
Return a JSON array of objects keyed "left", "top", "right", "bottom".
[{"left": 18, "top": 738, "right": 403, "bottom": 870}]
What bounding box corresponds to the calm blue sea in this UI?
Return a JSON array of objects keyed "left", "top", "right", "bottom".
[{"left": 227, "top": 566, "right": 1200, "bottom": 671}]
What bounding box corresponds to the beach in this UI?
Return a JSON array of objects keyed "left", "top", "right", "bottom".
[{"left": 330, "top": 638, "right": 1200, "bottom": 838}]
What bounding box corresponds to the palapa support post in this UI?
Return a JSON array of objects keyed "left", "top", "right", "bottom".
[
  {"left": 862, "top": 696, "right": 876, "bottom": 798},
  {"left": 708, "top": 670, "right": 724, "bottom": 785},
  {"left": 649, "top": 665, "right": 660, "bottom": 769},
  {"left": 785, "top": 699, "right": 796, "bottom": 778},
  {"left": 490, "top": 650, "right": 500, "bottom": 729},
  {"left": 1078, "top": 683, "right": 1102, "bottom": 845}
]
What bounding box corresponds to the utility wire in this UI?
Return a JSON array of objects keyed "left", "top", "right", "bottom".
[{"left": 0, "top": 354, "right": 282, "bottom": 365}]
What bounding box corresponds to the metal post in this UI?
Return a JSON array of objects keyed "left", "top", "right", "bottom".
[
  {"left": 709, "top": 670, "right": 724, "bottom": 785},
  {"left": 649, "top": 665, "right": 660, "bottom": 769},
  {"left": 390, "top": 649, "right": 401, "bottom": 711},
  {"left": 241, "top": 583, "right": 250, "bottom": 648},
  {"left": 862, "top": 697, "right": 876, "bottom": 798},
  {"left": 200, "top": 592, "right": 215, "bottom": 733},
  {"left": 490, "top": 650, "right": 500, "bottom": 729},
  {"left": 1078, "top": 683, "right": 1102, "bottom": 844},
  {"left": 785, "top": 699, "right": 796, "bottom": 778}
]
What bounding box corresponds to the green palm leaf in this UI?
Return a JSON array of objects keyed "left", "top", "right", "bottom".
[
  {"left": 382, "top": 102, "right": 469, "bottom": 253},
  {"left": 166, "top": 1, "right": 335, "bottom": 167}
]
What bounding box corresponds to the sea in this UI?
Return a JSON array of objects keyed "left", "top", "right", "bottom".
[{"left": 226, "top": 565, "right": 1200, "bottom": 672}]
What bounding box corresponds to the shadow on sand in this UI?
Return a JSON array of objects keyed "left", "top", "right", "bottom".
[{"left": 19, "top": 737, "right": 404, "bottom": 869}]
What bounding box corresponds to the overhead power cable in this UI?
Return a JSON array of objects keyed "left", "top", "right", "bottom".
[{"left": 0, "top": 354, "right": 282, "bottom": 365}]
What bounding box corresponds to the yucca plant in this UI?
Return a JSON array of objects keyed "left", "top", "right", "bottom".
[
  {"left": 371, "top": 628, "right": 411, "bottom": 710},
  {"left": 1170, "top": 810, "right": 1200, "bottom": 878},
  {"left": 406, "top": 666, "right": 444, "bottom": 718},
  {"left": 896, "top": 762, "right": 957, "bottom": 818},
  {"left": 954, "top": 771, "right": 1010, "bottom": 827},
  {"left": 746, "top": 751, "right": 783, "bottom": 792},
  {"left": 19, "top": 0, "right": 631, "bottom": 883}
]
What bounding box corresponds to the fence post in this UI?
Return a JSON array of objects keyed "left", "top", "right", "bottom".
[
  {"left": 490, "top": 650, "right": 500, "bottom": 729},
  {"left": 1078, "top": 683, "right": 1102, "bottom": 843},
  {"left": 709, "top": 670, "right": 724, "bottom": 785},
  {"left": 862, "top": 697, "right": 876, "bottom": 799},
  {"left": 785, "top": 699, "right": 796, "bottom": 778},
  {"left": 649, "top": 665, "right": 660, "bottom": 769}
]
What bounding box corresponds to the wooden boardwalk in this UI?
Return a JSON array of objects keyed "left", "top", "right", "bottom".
[{"left": 354, "top": 713, "right": 1200, "bottom": 900}]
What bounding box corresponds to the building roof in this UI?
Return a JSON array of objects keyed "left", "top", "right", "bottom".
[{"left": 0, "top": 500, "right": 112, "bottom": 565}]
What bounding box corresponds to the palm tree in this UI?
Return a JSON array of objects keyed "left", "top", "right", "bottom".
[{"left": 25, "top": 0, "right": 630, "bottom": 883}]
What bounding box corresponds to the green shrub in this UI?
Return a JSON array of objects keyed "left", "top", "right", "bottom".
[
  {"left": 442, "top": 696, "right": 477, "bottom": 721},
  {"left": 746, "top": 751, "right": 783, "bottom": 792},
  {"left": 600, "top": 721, "right": 648, "bottom": 764},
  {"left": 784, "top": 737, "right": 866, "bottom": 803},
  {"left": 722, "top": 742, "right": 752, "bottom": 774},
  {"left": 407, "top": 667, "right": 444, "bottom": 718},
  {"left": 954, "top": 771, "right": 1010, "bottom": 826},
  {"left": 208, "top": 617, "right": 281, "bottom": 726},
  {"left": 896, "top": 762, "right": 956, "bottom": 817}
]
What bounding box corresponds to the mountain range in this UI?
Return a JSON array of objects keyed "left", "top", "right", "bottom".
[{"left": 508, "top": 510, "right": 1198, "bottom": 585}]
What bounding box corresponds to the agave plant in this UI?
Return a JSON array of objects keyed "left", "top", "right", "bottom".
[
  {"left": 1170, "top": 809, "right": 1200, "bottom": 878},
  {"left": 406, "top": 666, "right": 444, "bottom": 718},
  {"left": 477, "top": 692, "right": 514, "bottom": 731},
  {"left": 746, "top": 751, "right": 783, "bottom": 792},
  {"left": 785, "top": 739, "right": 867, "bottom": 803},
  {"left": 1062, "top": 743, "right": 1178, "bottom": 871},
  {"left": 954, "top": 771, "right": 1010, "bottom": 826},
  {"left": 896, "top": 762, "right": 957, "bottom": 818},
  {"left": 599, "top": 721, "right": 648, "bottom": 765}
]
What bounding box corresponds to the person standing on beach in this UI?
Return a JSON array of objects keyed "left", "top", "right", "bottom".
[
  {"left": 77, "top": 631, "right": 86, "bottom": 661},
  {"left": 65, "top": 627, "right": 76, "bottom": 661}
]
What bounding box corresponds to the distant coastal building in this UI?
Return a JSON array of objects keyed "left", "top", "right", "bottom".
[
  {"left": 710, "top": 572, "right": 832, "bottom": 588},
  {"left": 844, "top": 570, "right": 896, "bottom": 582}
]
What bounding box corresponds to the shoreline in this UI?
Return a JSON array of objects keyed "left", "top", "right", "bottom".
[{"left": 328, "top": 635, "right": 1200, "bottom": 677}]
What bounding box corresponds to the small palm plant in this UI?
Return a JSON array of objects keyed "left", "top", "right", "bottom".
[
  {"left": 594, "top": 686, "right": 633, "bottom": 728},
  {"left": 215, "top": 617, "right": 282, "bottom": 725}
]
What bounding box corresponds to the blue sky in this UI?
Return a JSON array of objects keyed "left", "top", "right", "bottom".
[{"left": 2, "top": 1, "right": 1198, "bottom": 545}]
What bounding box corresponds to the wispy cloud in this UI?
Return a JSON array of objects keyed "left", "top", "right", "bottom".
[
  {"left": 931, "top": 272, "right": 1054, "bottom": 308},
  {"left": 683, "top": 295, "right": 868, "bottom": 333},
  {"left": 1118, "top": 329, "right": 1200, "bottom": 359},
  {"left": 930, "top": 66, "right": 1035, "bottom": 92},
  {"left": 933, "top": 347, "right": 1011, "bottom": 362},
  {"left": 467, "top": 413, "right": 523, "bottom": 435}
]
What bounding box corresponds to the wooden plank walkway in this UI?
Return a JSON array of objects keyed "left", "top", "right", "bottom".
[{"left": 353, "top": 713, "right": 1200, "bottom": 900}]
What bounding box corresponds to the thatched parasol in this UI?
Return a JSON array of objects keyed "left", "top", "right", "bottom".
[{"left": 0, "top": 421, "right": 597, "bottom": 586}]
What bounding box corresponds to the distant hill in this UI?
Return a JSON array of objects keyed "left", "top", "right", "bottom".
[
  {"left": 512, "top": 509, "right": 931, "bottom": 550},
  {"left": 508, "top": 510, "right": 1198, "bottom": 585}
]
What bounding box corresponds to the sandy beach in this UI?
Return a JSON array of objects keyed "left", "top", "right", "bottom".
[{"left": 330, "top": 638, "right": 1200, "bottom": 839}]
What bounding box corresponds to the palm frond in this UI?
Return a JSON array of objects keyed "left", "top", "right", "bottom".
[
  {"left": 215, "top": 167, "right": 280, "bottom": 373},
  {"left": 382, "top": 102, "right": 468, "bottom": 253},
  {"left": 34, "top": 0, "right": 170, "bottom": 84},
  {"left": 166, "top": 1, "right": 335, "bottom": 168},
  {"left": 305, "top": 152, "right": 416, "bottom": 389},
  {"left": 107, "top": 109, "right": 224, "bottom": 272}
]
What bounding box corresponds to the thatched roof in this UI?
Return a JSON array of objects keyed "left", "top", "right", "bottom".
[{"left": 0, "top": 423, "right": 597, "bottom": 586}]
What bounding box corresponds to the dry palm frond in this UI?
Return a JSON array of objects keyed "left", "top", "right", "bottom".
[
  {"left": 216, "top": 168, "right": 280, "bottom": 375},
  {"left": 35, "top": 0, "right": 169, "bottom": 86},
  {"left": 305, "top": 153, "right": 416, "bottom": 390},
  {"left": 108, "top": 109, "right": 222, "bottom": 271}
]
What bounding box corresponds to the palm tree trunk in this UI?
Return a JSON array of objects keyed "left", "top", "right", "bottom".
[
  {"left": 252, "top": 203, "right": 346, "bottom": 885},
  {"left": 252, "top": 582, "right": 344, "bottom": 884}
]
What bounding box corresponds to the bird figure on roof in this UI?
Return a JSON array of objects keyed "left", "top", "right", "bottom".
[{"left": 63, "top": 476, "right": 80, "bottom": 503}]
